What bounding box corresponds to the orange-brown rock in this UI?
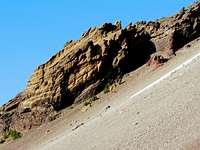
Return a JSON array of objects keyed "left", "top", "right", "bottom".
[{"left": 1, "top": 1, "right": 200, "bottom": 135}]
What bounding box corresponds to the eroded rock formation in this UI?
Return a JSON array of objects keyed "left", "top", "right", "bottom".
[{"left": 1, "top": 1, "right": 200, "bottom": 135}]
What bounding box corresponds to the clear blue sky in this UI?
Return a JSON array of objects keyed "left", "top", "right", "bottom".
[{"left": 0, "top": 0, "right": 195, "bottom": 105}]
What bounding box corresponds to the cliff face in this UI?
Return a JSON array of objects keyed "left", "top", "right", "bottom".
[{"left": 1, "top": 1, "right": 200, "bottom": 134}]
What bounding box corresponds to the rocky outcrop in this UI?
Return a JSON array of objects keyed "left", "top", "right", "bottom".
[{"left": 1, "top": 1, "right": 200, "bottom": 135}]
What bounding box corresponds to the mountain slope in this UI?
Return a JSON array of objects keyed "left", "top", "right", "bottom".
[
  {"left": 1, "top": 1, "right": 200, "bottom": 138},
  {"left": 2, "top": 31, "right": 200, "bottom": 150},
  {"left": 36, "top": 40, "right": 200, "bottom": 150}
]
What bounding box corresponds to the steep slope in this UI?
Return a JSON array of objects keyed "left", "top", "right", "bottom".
[
  {"left": 30, "top": 39, "right": 200, "bottom": 150},
  {"left": 1, "top": 1, "right": 200, "bottom": 136},
  {"left": 1, "top": 28, "right": 200, "bottom": 150}
]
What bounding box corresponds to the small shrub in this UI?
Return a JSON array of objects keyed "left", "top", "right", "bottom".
[
  {"left": 90, "top": 95, "right": 97, "bottom": 102},
  {"left": 83, "top": 95, "right": 98, "bottom": 107},
  {"left": 3, "top": 129, "right": 22, "bottom": 141},
  {"left": 7, "top": 129, "right": 22, "bottom": 140},
  {"left": 83, "top": 101, "right": 92, "bottom": 107},
  {"left": 0, "top": 129, "right": 22, "bottom": 144}
]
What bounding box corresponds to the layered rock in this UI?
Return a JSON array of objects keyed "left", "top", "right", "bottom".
[{"left": 1, "top": 1, "right": 200, "bottom": 135}]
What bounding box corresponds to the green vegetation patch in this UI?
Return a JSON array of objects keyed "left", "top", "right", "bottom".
[
  {"left": 83, "top": 95, "right": 98, "bottom": 107},
  {"left": 0, "top": 129, "right": 22, "bottom": 144}
]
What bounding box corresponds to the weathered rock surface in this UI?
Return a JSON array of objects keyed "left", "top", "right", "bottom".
[{"left": 1, "top": 1, "right": 200, "bottom": 135}]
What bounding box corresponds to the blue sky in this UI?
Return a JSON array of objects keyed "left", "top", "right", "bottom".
[{"left": 0, "top": 0, "right": 195, "bottom": 105}]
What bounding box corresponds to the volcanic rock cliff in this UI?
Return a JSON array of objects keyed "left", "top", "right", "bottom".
[{"left": 1, "top": 1, "right": 200, "bottom": 135}]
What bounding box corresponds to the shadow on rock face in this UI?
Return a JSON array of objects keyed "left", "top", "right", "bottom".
[
  {"left": 124, "top": 32, "right": 156, "bottom": 73},
  {"left": 52, "top": 28, "right": 156, "bottom": 111}
]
